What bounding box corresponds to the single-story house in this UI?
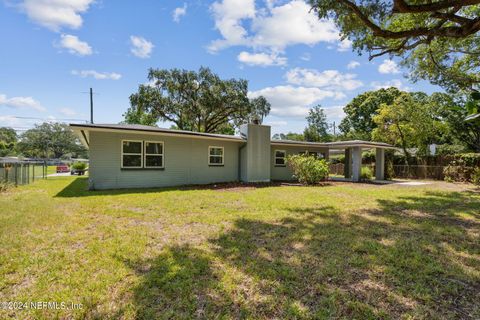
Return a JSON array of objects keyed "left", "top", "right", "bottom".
[{"left": 70, "top": 123, "right": 394, "bottom": 190}]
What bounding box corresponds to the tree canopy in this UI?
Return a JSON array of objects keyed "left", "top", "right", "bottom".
[
  {"left": 339, "top": 87, "right": 402, "bottom": 140},
  {"left": 303, "top": 105, "right": 332, "bottom": 142},
  {"left": 0, "top": 127, "right": 17, "bottom": 157},
  {"left": 124, "top": 67, "right": 271, "bottom": 133},
  {"left": 372, "top": 92, "right": 447, "bottom": 160},
  {"left": 309, "top": 0, "right": 480, "bottom": 91},
  {"left": 17, "top": 123, "right": 87, "bottom": 159}
]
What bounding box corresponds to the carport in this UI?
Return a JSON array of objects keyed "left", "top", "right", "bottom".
[{"left": 327, "top": 141, "right": 397, "bottom": 182}]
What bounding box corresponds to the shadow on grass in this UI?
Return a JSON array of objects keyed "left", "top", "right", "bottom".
[
  {"left": 54, "top": 177, "right": 331, "bottom": 198},
  {"left": 125, "top": 193, "right": 479, "bottom": 319}
]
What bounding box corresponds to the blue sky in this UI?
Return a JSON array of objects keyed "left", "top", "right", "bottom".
[{"left": 0, "top": 0, "right": 441, "bottom": 135}]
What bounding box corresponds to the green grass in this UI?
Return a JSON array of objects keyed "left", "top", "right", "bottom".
[{"left": 0, "top": 177, "right": 479, "bottom": 319}]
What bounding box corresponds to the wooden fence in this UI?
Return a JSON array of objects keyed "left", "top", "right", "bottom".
[{"left": 329, "top": 163, "right": 473, "bottom": 180}]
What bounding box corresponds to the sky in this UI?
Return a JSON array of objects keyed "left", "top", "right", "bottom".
[{"left": 0, "top": 0, "right": 441, "bottom": 136}]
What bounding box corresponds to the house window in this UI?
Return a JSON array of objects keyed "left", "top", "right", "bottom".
[
  {"left": 274, "top": 150, "right": 286, "bottom": 166},
  {"left": 122, "top": 140, "right": 143, "bottom": 168},
  {"left": 144, "top": 141, "right": 164, "bottom": 168},
  {"left": 209, "top": 146, "right": 224, "bottom": 165}
]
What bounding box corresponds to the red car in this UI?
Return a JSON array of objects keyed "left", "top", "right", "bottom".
[{"left": 56, "top": 165, "right": 69, "bottom": 173}]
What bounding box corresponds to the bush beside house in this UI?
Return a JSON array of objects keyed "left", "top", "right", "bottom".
[{"left": 287, "top": 154, "right": 329, "bottom": 185}]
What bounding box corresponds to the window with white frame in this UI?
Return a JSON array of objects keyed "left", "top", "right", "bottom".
[
  {"left": 122, "top": 140, "right": 143, "bottom": 168},
  {"left": 144, "top": 141, "right": 164, "bottom": 168},
  {"left": 208, "top": 146, "right": 224, "bottom": 165},
  {"left": 274, "top": 150, "right": 286, "bottom": 166}
]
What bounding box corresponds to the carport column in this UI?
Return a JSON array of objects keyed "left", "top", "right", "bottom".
[
  {"left": 351, "top": 146, "right": 362, "bottom": 182},
  {"left": 344, "top": 148, "right": 352, "bottom": 179},
  {"left": 375, "top": 148, "right": 385, "bottom": 180}
]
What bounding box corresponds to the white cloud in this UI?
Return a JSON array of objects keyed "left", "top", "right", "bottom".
[
  {"left": 237, "top": 51, "right": 287, "bottom": 66},
  {"left": 371, "top": 79, "right": 411, "bottom": 91},
  {"left": 248, "top": 85, "right": 344, "bottom": 117},
  {"left": 130, "top": 36, "right": 154, "bottom": 58},
  {"left": 378, "top": 59, "right": 400, "bottom": 74},
  {"left": 58, "top": 34, "right": 92, "bottom": 56},
  {"left": 300, "top": 53, "right": 310, "bottom": 61},
  {"left": 337, "top": 38, "right": 351, "bottom": 52},
  {"left": 173, "top": 3, "right": 187, "bottom": 22},
  {"left": 264, "top": 120, "right": 288, "bottom": 126},
  {"left": 0, "top": 93, "right": 46, "bottom": 112},
  {"left": 209, "top": 0, "right": 256, "bottom": 51},
  {"left": 58, "top": 107, "right": 77, "bottom": 116},
  {"left": 285, "top": 68, "right": 363, "bottom": 91},
  {"left": 347, "top": 60, "right": 360, "bottom": 69},
  {"left": 209, "top": 0, "right": 339, "bottom": 52},
  {"left": 71, "top": 70, "right": 122, "bottom": 80},
  {"left": 19, "top": 0, "right": 94, "bottom": 31},
  {"left": 323, "top": 105, "right": 345, "bottom": 121}
]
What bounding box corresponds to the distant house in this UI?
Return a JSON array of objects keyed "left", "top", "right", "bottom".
[{"left": 70, "top": 123, "right": 394, "bottom": 190}]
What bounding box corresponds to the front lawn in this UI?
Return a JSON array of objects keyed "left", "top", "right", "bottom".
[{"left": 0, "top": 177, "right": 479, "bottom": 319}]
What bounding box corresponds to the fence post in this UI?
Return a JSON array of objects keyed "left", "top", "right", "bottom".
[
  {"left": 32, "top": 164, "right": 35, "bottom": 182},
  {"left": 14, "top": 163, "right": 18, "bottom": 186}
]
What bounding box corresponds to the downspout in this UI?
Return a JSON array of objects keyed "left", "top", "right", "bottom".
[{"left": 238, "top": 142, "right": 247, "bottom": 181}]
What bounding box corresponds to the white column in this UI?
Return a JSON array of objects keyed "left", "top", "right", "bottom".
[
  {"left": 352, "top": 146, "right": 362, "bottom": 182},
  {"left": 344, "top": 148, "right": 352, "bottom": 179},
  {"left": 375, "top": 148, "right": 385, "bottom": 180}
]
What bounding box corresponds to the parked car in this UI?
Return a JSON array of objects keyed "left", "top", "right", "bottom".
[{"left": 56, "top": 164, "right": 70, "bottom": 173}]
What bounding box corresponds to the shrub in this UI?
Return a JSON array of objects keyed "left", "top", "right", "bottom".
[
  {"left": 72, "top": 162, "right": 87, "bottom": 170},
  {"left": 0, "top": 180, "right": 14, "bottom": 193},
  {"left": 472, "top": 167, "right": 480, "bottom": 186},
  {"left": 360, "top": 167, "right": 373, "bottom": 181},
  {"left": 443, "top": 159, "right": 472, "bottom": 182},
  {"left": 286, "top": 154, "right": 329, "bottom": 185}
]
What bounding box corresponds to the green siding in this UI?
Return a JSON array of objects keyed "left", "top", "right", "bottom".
[
  {"left": 270, "top": 145, "right": 329, "bottom": 181},
  {"left": 89, "top": 131, "right": 241, "bottom": 190}
]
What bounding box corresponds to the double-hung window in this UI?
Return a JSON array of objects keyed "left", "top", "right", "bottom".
[
  {"left": 121, "top": 140, "right": 143, "bottom": 168},
  {"left": 144, "top": 141, "right": 164, "bottom": 168},
  {"left": 274, "top": 150, "right": 286, "bottom": 166},
  {"left": 208, "top": 146, "right": 224, "bottom": 165}
]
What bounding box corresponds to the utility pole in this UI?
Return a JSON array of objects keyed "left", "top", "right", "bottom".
[
  {"left": 90, "top": 87, "right": 94, "bottom": 124},
  {"left": 332, "top": 121, "right": 336, "bottom": 136}
]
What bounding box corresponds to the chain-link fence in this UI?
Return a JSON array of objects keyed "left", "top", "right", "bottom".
[{"left": 0, "top": 160, "right": 47, "bottom": 186}]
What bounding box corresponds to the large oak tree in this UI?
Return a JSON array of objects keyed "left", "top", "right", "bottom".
[
  {"left": 310, "top": 0, "right": 480, "bottom": 91},
  {"left": 124, "top": 67, "right": 271, "bottom": 133}
]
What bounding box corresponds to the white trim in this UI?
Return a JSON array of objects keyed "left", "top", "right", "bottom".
[
  {"left": 144, "top": 141, "right": 164, "bottom": 169},
  {"left": 274, "top": 149, "right": 286, "bottom": 167},
  {"left": 208, "top": 146, "right": 224, "bottom": 166},
  {"left": 70, "top": 125, "right": 244, "bottom": 143},
  {"left": 121, "top": 140, "right": 143, "bottom": 168}
]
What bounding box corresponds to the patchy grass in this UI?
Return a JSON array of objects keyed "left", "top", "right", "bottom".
[{"left": 0, "top": 177, "right": 479, "bottom": 319}]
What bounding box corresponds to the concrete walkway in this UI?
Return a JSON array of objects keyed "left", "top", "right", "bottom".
[{"left": 329, "top": 176, "right": 432, "bottom": 186}]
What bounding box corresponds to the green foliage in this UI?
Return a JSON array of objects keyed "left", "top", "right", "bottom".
[
  {"left": 0, "top": 127, "right": 18, "bottom": 157},
  {"left": 339, "top": 88, "right": 402, "bottom": 140},
  {"left": 309, "top": 0, "right": 480, "bottom": 92},
  {"left": 472, "top": 167, "right": 480, "bottom": 186},
  {"left": 124, "top": 67, "right": 270, "bottom": 133},
  {"left": 286, "top": 154, "right": 329, "bottom": 185},
  {"left": 443, "top": 159, "right": 473, "bottom": 183},
  {"left": 272, "top": 132, "right": 305, "bottom": 141},
  {"left": 16, "top": 123, "right": 87, "bottom": 159},
  {"left": 360, "top": 167, "right": 373, "bottom": 181},
  {"left": 72, "top": 162, "right": 87, "bottom": 170},
  {"left": 303, "top": 105, "right": 331, "bottom": 142},
  {"left": 372, "top": 92, "right": 448, "bottom": 162}
]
